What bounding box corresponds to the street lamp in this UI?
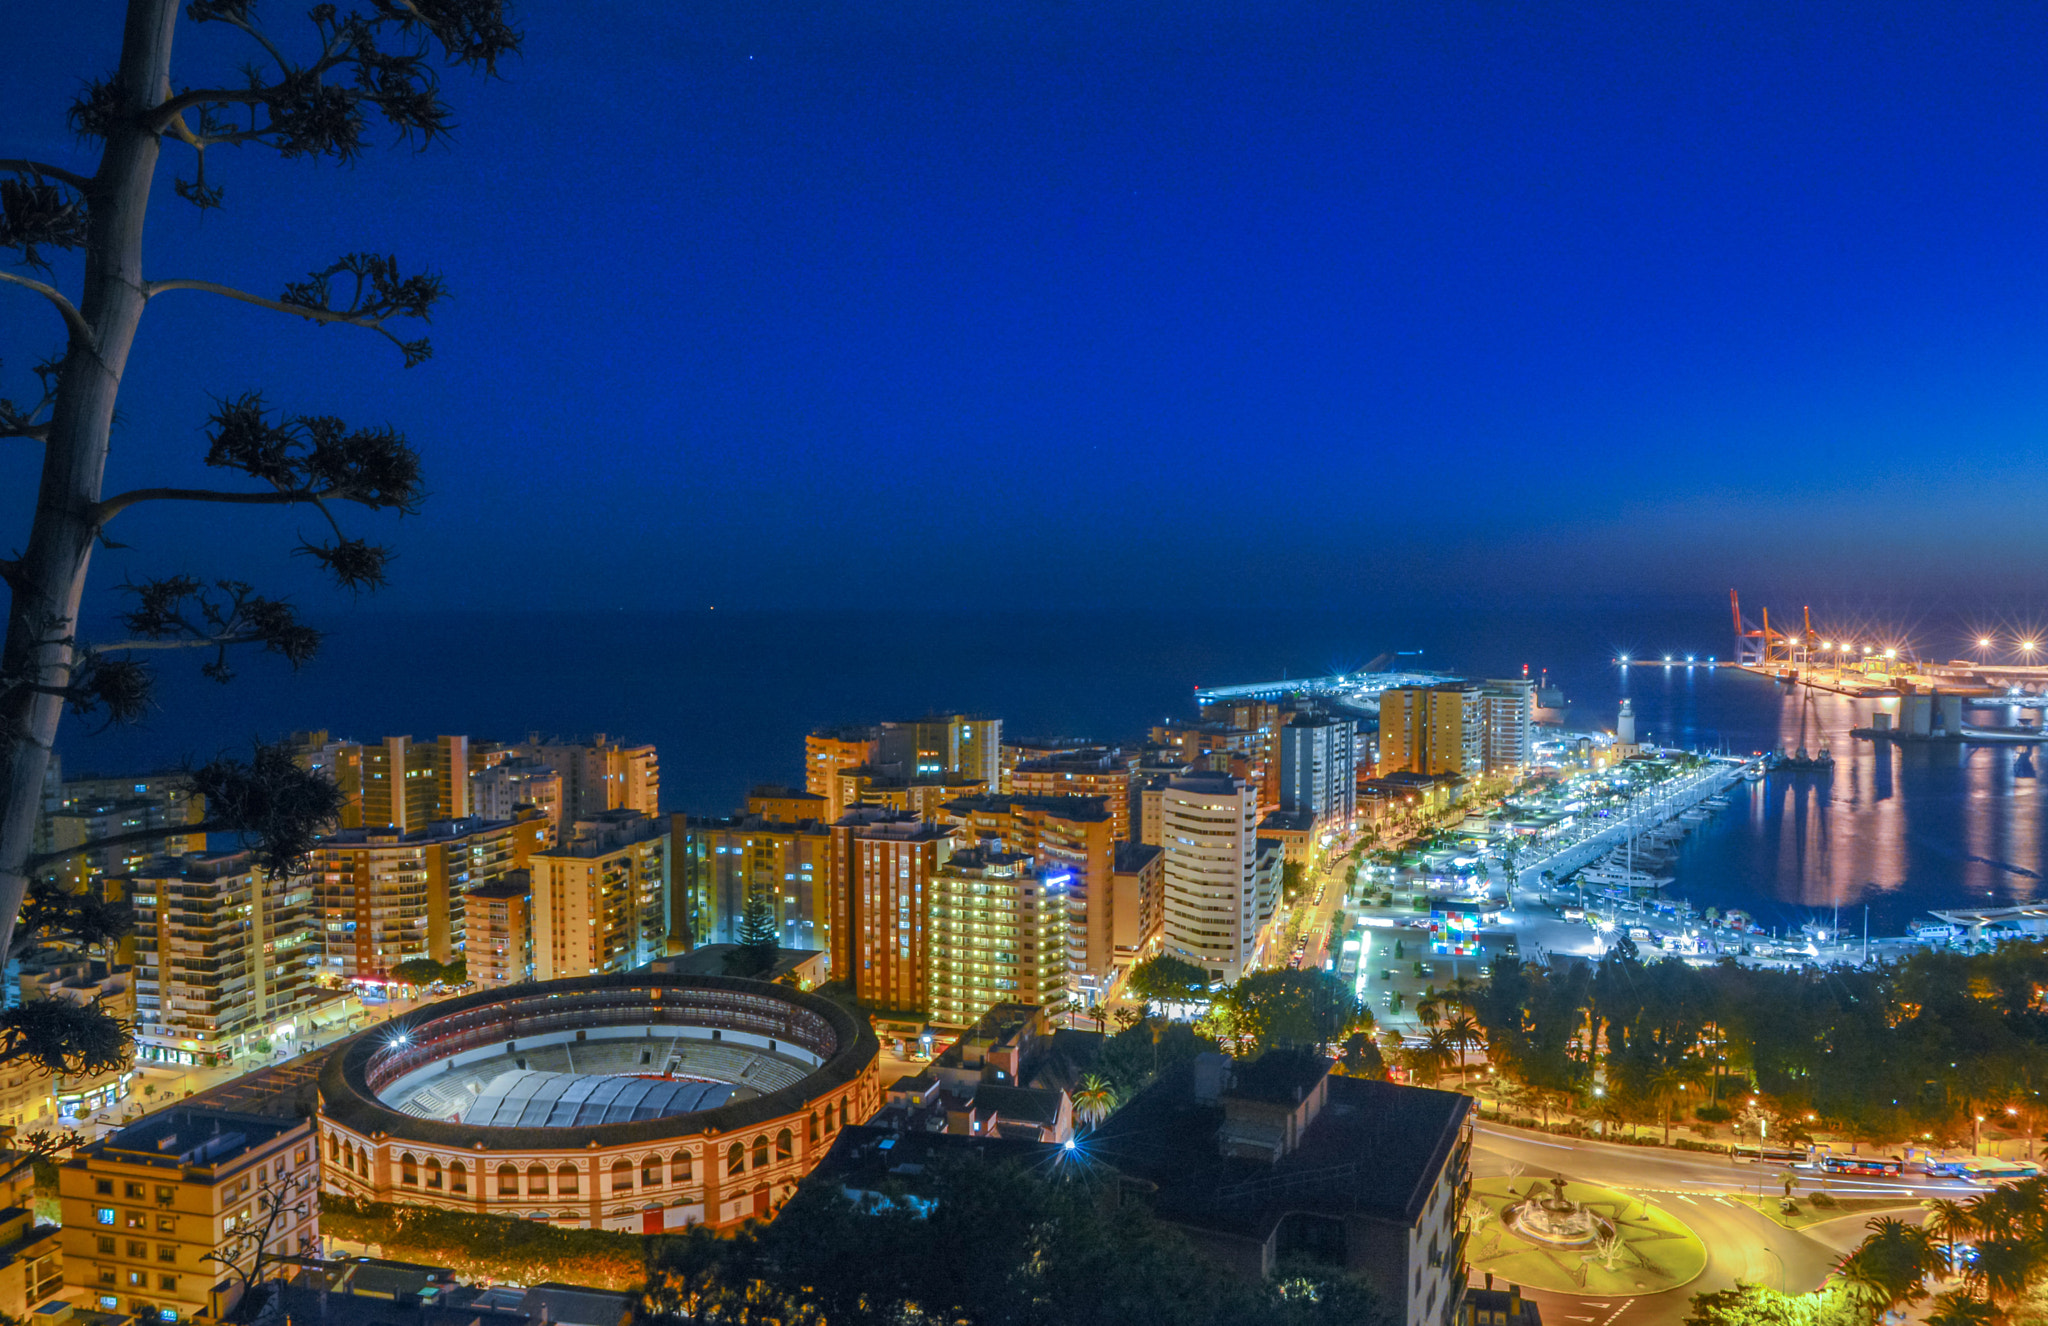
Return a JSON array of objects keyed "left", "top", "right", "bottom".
[{"left": 1975, "top": 1114, "right": 1986, "bottom": 1155}]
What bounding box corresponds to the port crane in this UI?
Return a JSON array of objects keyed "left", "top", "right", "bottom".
[{"left": 1729, "top": 590, "right": 1804, "bottom": 666}]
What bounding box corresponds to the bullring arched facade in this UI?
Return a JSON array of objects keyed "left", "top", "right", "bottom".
[{"left": 316, "top": 974, "right": 881, "bottom": 1232}]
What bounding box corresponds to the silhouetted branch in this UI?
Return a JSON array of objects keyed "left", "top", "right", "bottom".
[
  {"left": 0, "top": 273, "right": 93, "bottom": 344},
  {"left": 0, "top": 160, "right": 93, "bottom": 193}
]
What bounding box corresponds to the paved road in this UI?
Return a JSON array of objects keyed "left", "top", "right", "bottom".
[{"left": 1472, "top": 1122, "right": 1956, "bottom": 1325}]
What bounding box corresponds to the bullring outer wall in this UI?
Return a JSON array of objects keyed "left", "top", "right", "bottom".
[{"left": 315, "top": 973, "right": 881, "bottom": 1232}]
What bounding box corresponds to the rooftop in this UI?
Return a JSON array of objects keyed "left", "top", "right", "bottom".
[
  {"left": 465, "top": 871, "right": 531, "bottom": 901},
  {"left": 940, "top": 793, "right": 1113, "bottom": 821},
  {"left": 643, "top": 945, "right": 825, "bottom": 982},
  {"left": 84, "top": 1107, "right": 307, "bottom": 1170},
  {"left": 1112, "top": 841, "right": 1162, "bottom": 872},
  {"left": 1085, "top": 1060, "right": 1470, "bottom": 1236}
]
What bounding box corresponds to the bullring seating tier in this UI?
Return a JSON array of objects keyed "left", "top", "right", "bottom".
[{"left": 388, "top": 1036, "right": 812, "bottom": 1122}]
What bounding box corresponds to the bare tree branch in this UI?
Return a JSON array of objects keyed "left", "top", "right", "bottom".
[
  {"left": 95, "top": 485, "right": 337, "bottom": 524},
  {"left": 0, "top": 272, "right": 94, "bottom": 345},
  {"left": 0, "top": 160, "right": 93, "bottom": 192},
  {"left": 144, "top": 277, "right": 428, "bottom": 364}
]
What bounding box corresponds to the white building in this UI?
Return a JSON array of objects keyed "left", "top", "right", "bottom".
[
  {"left": 1276, "top": 712, "right": 1358, "bottom": 830},
  {"left": 1479, "top": 679, "right": 1536, "bottom": 774},
  {"left": 1160, "top": 772, "right": 1261, "bottom": 983}
]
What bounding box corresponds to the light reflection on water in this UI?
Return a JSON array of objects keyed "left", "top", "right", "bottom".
[{"left": 1613, "top": 666, "right": 2048, "bottom": 933}]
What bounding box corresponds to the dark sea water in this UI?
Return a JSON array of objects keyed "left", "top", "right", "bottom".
[{"left": 55, "top": 596, "right": 2047, "bottom": 936}]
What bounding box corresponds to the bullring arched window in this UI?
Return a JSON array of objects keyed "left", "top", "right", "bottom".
[
  {"left": 557, "top": 1164, "right": 579, "bottom": 1195},
  {"left": 425, "top": 1158, "right": 442, "bottom": 1190},
  {"left": 450, "top": 1161, "right": 468, "bottom": 1194},
  {"left": 400, "top": 1153, "right": 418, "bottom": 1186},
  {"left": 528, "top": 1163, "right": 549, "bottom": 1196},
  {"left": 752, "top": 1136, "right": 769, "bottom": 1168},
  {"left": 497, "top": 1164, "right": 518, "bottom": 1197},
  {"left": 775, "top": 1129, "right": 793, "bottom": 1161},
  {"left": 610, "top": 1160, "right": 634, "bottom": 1193},
  {"left": 726, "top": 1142, "right": 745, "bottom": 1177},
  {"left": 642, "top": 1156, "right": 662, "bottom": 1187},
  {"left": 672, "top": 1151, "right": 692, "bottom": 1182}
]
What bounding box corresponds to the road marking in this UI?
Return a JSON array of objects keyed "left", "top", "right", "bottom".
[{"left": 1678, "top": 1194, "right": 1698, "bottom": 1204}]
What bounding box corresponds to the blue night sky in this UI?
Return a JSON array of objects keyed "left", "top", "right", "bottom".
[{"left": 7, "top": 2, "right": 2048, "bottom": 613}]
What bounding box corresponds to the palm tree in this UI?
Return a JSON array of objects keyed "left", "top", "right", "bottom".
[
  {"left": 1412, "top": 1029, "right": 1456, "bottom": 1086},
  {"left": 1417, "top": 995, "right": 1443, "bottom": 1032},
  {"left": 1925, "top": 1198, "right": 1977, "bottom": 1276},
  {"left": 1648, "top": 1063, "right": 1703, "bottom": 1145},
  {"left": 1926, "top": 1289, "right": 2001, "bottom": 1326},
  {"left": 1443, "top": 975, "right": 1482, "bottom": 1010},
  {"left": 1961, "top": 1233, "right": 2046, "bottom": 1306},
  {"left": 1839, "top": 1218, "right": 1940, "bottom": 1314},
  {"left": 1072, "top": 1074, "right": 1118, "bottom": 1133},
  {"left": 1443, "top": 1012, "right": 1484, "bottom": 1082}
]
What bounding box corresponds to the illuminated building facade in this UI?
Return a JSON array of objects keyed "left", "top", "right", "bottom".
[{"left": 927, "top": 850, "right": 1068, "bottom": 1028}]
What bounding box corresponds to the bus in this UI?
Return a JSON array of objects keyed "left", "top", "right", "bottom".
[
  {"left": 1731, "top": 1144, "right": 1808, "bottom": 1166},
  {"left": 1823, "top": 1154, "right": 1905, "bottom": 1177}
]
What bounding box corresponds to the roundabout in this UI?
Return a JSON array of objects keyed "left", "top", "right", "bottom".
[{"left": 1464, "top": 1175, "right": 1709, "bottom": 1296}]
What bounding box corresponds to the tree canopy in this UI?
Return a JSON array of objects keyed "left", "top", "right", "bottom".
[
  {"left": 1467, "top": 937, "right": 2048, "bottom": 1144},
  {"left": 1126, "top": 953, "right": 1212, "bottom": 1004},
  {"left": 635, "top": 1157, "right": 1394, "bottom": 1326}
]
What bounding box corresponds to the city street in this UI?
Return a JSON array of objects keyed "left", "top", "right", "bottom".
[{"left": 1471, "top": 1120, "right": 1952, "bottom": 1325}]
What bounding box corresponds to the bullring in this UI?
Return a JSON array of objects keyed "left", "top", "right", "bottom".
[{"left": 316, "top": 973, "right": 881, "bottom": 1232}]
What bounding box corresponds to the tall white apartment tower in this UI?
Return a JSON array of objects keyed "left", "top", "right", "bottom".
[
  {"left": 1480, "top": 679, "right": 1536, "bottom": 774},
  {"left": 1159, "top": 772, "right": 1261, "bottom": 984}
]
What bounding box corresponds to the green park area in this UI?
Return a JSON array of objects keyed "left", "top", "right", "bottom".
[{"left": 1464, "top": 1176, "right": 1708, "bottom": 1296}]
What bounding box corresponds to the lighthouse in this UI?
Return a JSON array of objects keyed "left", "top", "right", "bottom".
[{"left": 1617, "top": 699, "right": 1638, "bottom": 756}]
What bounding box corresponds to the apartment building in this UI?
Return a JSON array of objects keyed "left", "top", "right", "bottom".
[
  {"left": 1007, "top": 747, "right": 1137, "bottom": 841},
  {"left": 36, "top": 794, "right": 207, "bottom": 891},
  {"left": 1159, "top": 772, "right": 1262, "bottom": 984},
  {"left": 470, "top": 758, "right": 564, "bottom": 841},
  {"left": 670, "top": 811, "right": 832, "bottom": 956},
  {"left": 1376, "top": 683, "right": 1484, "bottom": 778},
  {"left": 528, "top": 811, "right": 669, "bottom": 980},
  {"left": 463, "top": 872, "right": 533, "bottom": 988},
  {"left": 40, "top": 764, "right": 204, "bottom": 829},
  {"left": 805, "top": 726, "right": 879, "bottom": 823},
  {"left": 1276, "top": 712, "right": 1358, "bottom": 830},
  {"left": 877, "top": 714, "right": 1002, "bottom": 792},
  {"left": 1479, "top": 679, "right": 1536, "bottom": 774},
  {"left": 290, "top": 733, "right": 475, "bottom": 831},
  {"left": 308, "top": 811, "right": 547, "bottom": 983},
  {"left": 1110, "top": 841, "right": 1164, "bottom": 968},
  {"left": 525, "top": 733, "right": 660, "bottom": 819},
  {"left": 0, "top": 1160, "right": 60, "bottom": 1318},
  {"left": 829, "top": 809, "right": 952, "bottom": 1015},
  {"left": 832, "top": 767, "right": 984, "bottom": 820},
  {"left": 61, "top": 1108, "right": 319, "bottom": 1322},
  {"left": 1194, "top": 698, "right": 1283, "bottom": 804},
  {"left": 16, "top": 949, "right": 135, "bottom": 1120},
  {"left": 996, "top": 738, "right": 1091, "bottom": 794},
  {"left": 127, "top": 850, "right": 317, "bottom": 1068},
  {"left": 927, "top": 850, "right": 1068, "bottom": 1028},
  {"left": 937, "top": 794, "right": 1118, "bottom": 999}
]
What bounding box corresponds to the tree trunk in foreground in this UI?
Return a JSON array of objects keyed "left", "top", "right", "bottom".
[{"left": 0, "top": 0, "right": 179, "bottom": 962}]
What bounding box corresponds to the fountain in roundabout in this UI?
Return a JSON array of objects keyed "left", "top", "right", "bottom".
[{"left": 1504, "top": 1175, "right": 1614, "bottom": 1248}]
